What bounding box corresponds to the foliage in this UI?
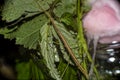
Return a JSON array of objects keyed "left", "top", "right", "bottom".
[{"left": 0, "top": 0, "right": 99, "bottom": 80}]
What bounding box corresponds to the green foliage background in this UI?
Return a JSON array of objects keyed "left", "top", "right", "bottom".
[{"left": 0, "top": 0, "right": 99, "bottom": 80}]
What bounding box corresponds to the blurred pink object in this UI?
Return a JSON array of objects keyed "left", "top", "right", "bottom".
[
  {"left": 82, "top": 0, "right": 120, "bottom": 77},
  {"left": 83, "top": 0, "right": 120, "bottom": 44}
]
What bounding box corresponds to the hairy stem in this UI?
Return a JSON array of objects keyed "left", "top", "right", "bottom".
[{"left": 35, "top": 0, "right": 89, "bottom": 79}]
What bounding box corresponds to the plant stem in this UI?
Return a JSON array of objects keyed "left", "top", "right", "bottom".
[
  {"left": 35, "top": 0, "right": 89, "bottom": 79},
  {"left": 77, "top": 0, "right": 100, "bottom": 79}
]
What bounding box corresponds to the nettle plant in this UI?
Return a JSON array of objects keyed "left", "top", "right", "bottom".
[{"left": 0, "top": 0, "right": 99, "bottom": 80}]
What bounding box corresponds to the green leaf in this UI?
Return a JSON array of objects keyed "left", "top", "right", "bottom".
[
  {"left": 0, "top": 27, "right": 17, "bottom": 40},
  {"left": 16, "top": 59, "right": 46, "bottom": 80},
  {"left": 39, "top": 20, "right": 80, "bottom": 80},
  {"left": 2, "top": 0, "right": 54, "bottom": 22},
  {"left": 58, "top": 61, "right": 77, "bottom": 80},
  {"left": 40, "top": 23, "right": 61, "bottom": 80},
  {"left": 0, "top": 14, "right": 48, "bottom": 49},
  {"left": 15, "top": 14, "right": 47, "bottom": 49},
  {"left": 2, "top": 0, "right": 38, "bottom": 22},
  {"left": 51, "top": 22, "right": 81, "bottom": 64},
  {"left": 16, "top": 61, "right": 30, "bottom": 80},
  {"left": 30, "top": 59, "right": 45, "bottom": 80},
  {"left": 54, "top": 0, "right": 76, "bottom": 17},
  {"left": 61, "top": 12, "right": 74, "bottom": 26},
  {"left": 60, "top": 12, "right": 77, "bottom": 31}
]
